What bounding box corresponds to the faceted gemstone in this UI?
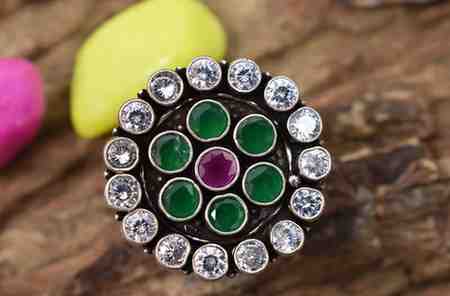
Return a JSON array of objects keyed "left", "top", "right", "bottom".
[
  {"left": 287, "top": 107, "right": 322, "bottom": 143},
  {"left": 270, "top": 220, "right": 304, "bottom": 255},
  {"left": 187, "top": 100, "right": 230, "bottom": 141},
  {"left": 192, "top": 244, "right": 228, "bottom": 280},
  {"left": 119, "top": 99, "right": 154, "bottom": 134},
  {"left": 148, "top": 70, "right": 183, "bottom": 105},
  {"left": 243, "top": 162, "right": 285, "bottom": 205},
  {"left": 155, "top": 234, "right": 191, "bottom": 269},
  {"left": 104, "top": 137, "right": 139, "bottom": 171},
  {"left": 160, "top": 178, "right": 202, "bottom": 221},
  {"left": 264, "top": 76, "right": 299, "bottom": 111},
  {"left": 290, "top": 187, "right": 324, "bottom": 221},
  {"left": 195, "top": 147, "right": 239, "bottom": 190},
  {"left": 228, "top": 58, "right": 261, "bottom": 92},
  {"left": 298, "top": 146, "right": 331, "bottom": 180},
  {"left": 122, "top": 209, "right": 158, "bottom": 244},
  {"left": 235, "top": 115, "right": 276, "bottom": 156},
  {"left": 186, "top": 56, "right": 222, "bottom": 90},
  {"left": 234, "top": 239, "right": 269, "bottom": 274},
  {"left": 149, "top": 131, "right": 192, "bottom": 173},
  {"left": 206, "top": 194, "right": 247, "bottom": 235},
  {"left": 105, "top": 174, "right": 141, "bottom": 211}
]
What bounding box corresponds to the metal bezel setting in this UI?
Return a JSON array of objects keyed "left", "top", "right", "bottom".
[
  {"left": 186, "top": 56, "right": 222, "bottom": 91},
  {"left": 122, "top": 208, "right": 159, "bottom": 245},
  {"left": 287, "top": 106, "right": 323, "bottom": 143},
  {"left": 192, "top": 243, "right": 229, "bottom": 280},
  {"left": 155, "top": 234, "right": 191, "bottom": 269},
  {"left": 270, "top": 220, "right": 305, "bottom": 256},
  {"left": 233, "top": 114, "right": 278, "bottom": 157},
  {"left": 148, "top": 130, "right": 194, "bottom": 174},
  {"left": 205, "top": 193, "right": 249, "bottom": 236},
  {"left": 233, "top": 239, "right": 269, "bottom": 274},
  {"left": 194, "top": 146, "right": 240, "bottom": 191},
  {"left": 103, "top": 137, "right": 139, "bottom": 172},
  {"left": 118, "top": 98, "right": 155, "bottom": 135},
  {"left": 147, "top": 69, "right": 184, "bottom": 106},
  {"left": 104, "top": 173, "right": 142, "bottom": 212},
  {"left": 186, "top": 99, "right": 231, "bottom": 142},
  {"left": 289, "top": 187, "right": 325, "bottom": 222},
  {"left": 227, "top": 58, "right": 262, "bottom": 93},
  {"left": 242, "top": 162, "right": 286, "bottom": 206},
  {"left": 298, "top": 146, "right": 332, "bottom": 181},
  {"left": 264, "top": 75, "right": 300, "bottom": 112},
  {"left": 158, "top": 177, "right": 203, "bottom": 222}
]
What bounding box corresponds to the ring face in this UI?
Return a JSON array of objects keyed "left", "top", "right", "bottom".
[{"left": 103, "top": 57, "right": 332, "bottom": 279}]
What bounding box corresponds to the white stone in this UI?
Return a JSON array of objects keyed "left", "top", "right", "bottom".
[
  {"left": 104, "top": 137, "right": 139, "bottom": 172},
  {"left": 290, "top": 187, "right": 325, "bottom": 221},
  {"left": 148, "top": 70, "right": 183, "bottom": 105},
  {"left": 264, "top": 76, "right": 299, "bottom": 111},
  {"left": 298, "top": 146, "right": 331, "bottom": 181},
  {"left": 122, "top": 209, "right": 158, "bottom": 244},
  {"left": 192, "top": 244, "right": 228, "bottom": 280},
  {"left": 287, "top": 107, "right": 322, "bottom": 143},
  {"left": 155, "top": 234, "right": 191, "bottom": 269},
  {"left": 234, "top": 239, "right": 269, "bottom": 274},
  {"left": 270, "top": 220, "right": 304, "bottom": 255},
  {"left": 105, "top": 174, "right": 141, "bottom": 211},
  {"left": 228, "top": 58, "right": 261, "bottom": 92},
  {"left": 119, "top": 99, "right": 154, "bottom": 134},
  {"left": 187, "top": 57, "right": 222, "bottom": 90}
]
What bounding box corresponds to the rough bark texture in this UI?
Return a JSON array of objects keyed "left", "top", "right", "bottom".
[{"left": 1, "top": 0, "right": 450, "bottom": 295}]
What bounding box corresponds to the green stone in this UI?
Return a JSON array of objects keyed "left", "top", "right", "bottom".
[
  {"left": 244, "top": 163, "right": 285, "bottom": 205},
  {"left": 206, "top": 194, "right": 247, "bottom": 235},
  {"left": 150, "top": 132, "right": 192, "bottom": 173},
  {"left": 160, "top": 178, "right": 201, "bottom": 221},
  {"left": 188, "top": 100, "right": 229, "bottom": 141},
  {"left": 235, "top": 115, "right": 276, "bottom": 156},
  {"left": 70, "top": 0, "right": 227, "bottom": 139}
]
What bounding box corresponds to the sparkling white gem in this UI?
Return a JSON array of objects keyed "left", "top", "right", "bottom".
[
  {"left": 192, "top": 244, "right": 228, "bottom": 280},
  {"left": 122, "top": 209, "right": 158, "bottom": 244},
  {"left": 298, "top": 146, "right": 332, "bottom": 180}
]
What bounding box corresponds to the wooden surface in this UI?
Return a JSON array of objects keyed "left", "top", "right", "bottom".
[{"left": 1, "top": 0, "right": 450, "bottom": 295}]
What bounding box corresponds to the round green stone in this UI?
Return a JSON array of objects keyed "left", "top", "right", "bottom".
[
  {"left": 243, "top": 162, "right": 285, "bottom": 205},
  {"left": 235, "top": 114, "right": 276, "bottom": 156},
  {"left": 160, "top": 178, "right": 201, "bottom": 221},
  {"left": 149, "top": 131, "right": 192, "bottom": 173},
  {"left": 187, "top": 99, "right": 230, "bottom": 141},
  {"left": 206, "top": 194, "right": 247, "bottom": 235}
]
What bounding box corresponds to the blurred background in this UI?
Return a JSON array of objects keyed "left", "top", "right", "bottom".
[{"left": 1, "top": 0, "right": 450, "bottom": 295}]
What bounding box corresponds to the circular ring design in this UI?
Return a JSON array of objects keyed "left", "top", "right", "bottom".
[{"left": 103, "top": 56, "right": 332, "bottom": 280}]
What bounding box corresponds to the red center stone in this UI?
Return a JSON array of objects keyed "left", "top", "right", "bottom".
[{"left": 195, "top": 147, "right": 240, "bottom": 190}]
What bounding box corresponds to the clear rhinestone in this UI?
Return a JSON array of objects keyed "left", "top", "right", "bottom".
[
  {"left": 119, "top": 99, "right": 154, "bottom": 134},
  {"left": 192, "top": 244, "right": 228, "bottom": 280},
  {"left": 155, "top": 234, "right": 191, "bottom": 269},
  {"left": 148, "top": 70, "right": 183, "bottom": 105},
  {"left": 187, "top": 57, "right": 222, "bottom": 90},
  {"left": 122, "top": 209, "right": 158, "bottom": 244},
  {"left": 228, "top": 58, "right": 262, "bottom": 92},
  {"left": 290, "top": 187, "right": 325, "bottom": 221},
  {"left": 104, "top": 137, "right": 139, "bottom": 171},
  {"left": 264, "top": 76, "right": 299, "bottom": 111},
  {"left": 287, "top": 107, "right": 322, "bottom": 143},
  {"left": 270, "top": 220, "right": 304, "bottom": 255},
  {"left": 233, "top": 239, "right": 269, "bottom": 274},
  {"left": 298, "top": 147, "right": 331, "bottom": 181},
  {"left": 105, "top": 174, "right": 141, "bottom": 211}
]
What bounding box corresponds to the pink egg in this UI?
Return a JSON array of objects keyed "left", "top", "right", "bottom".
[{"left": 0, "top": 58, "right": 45, "bottom": 168}]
